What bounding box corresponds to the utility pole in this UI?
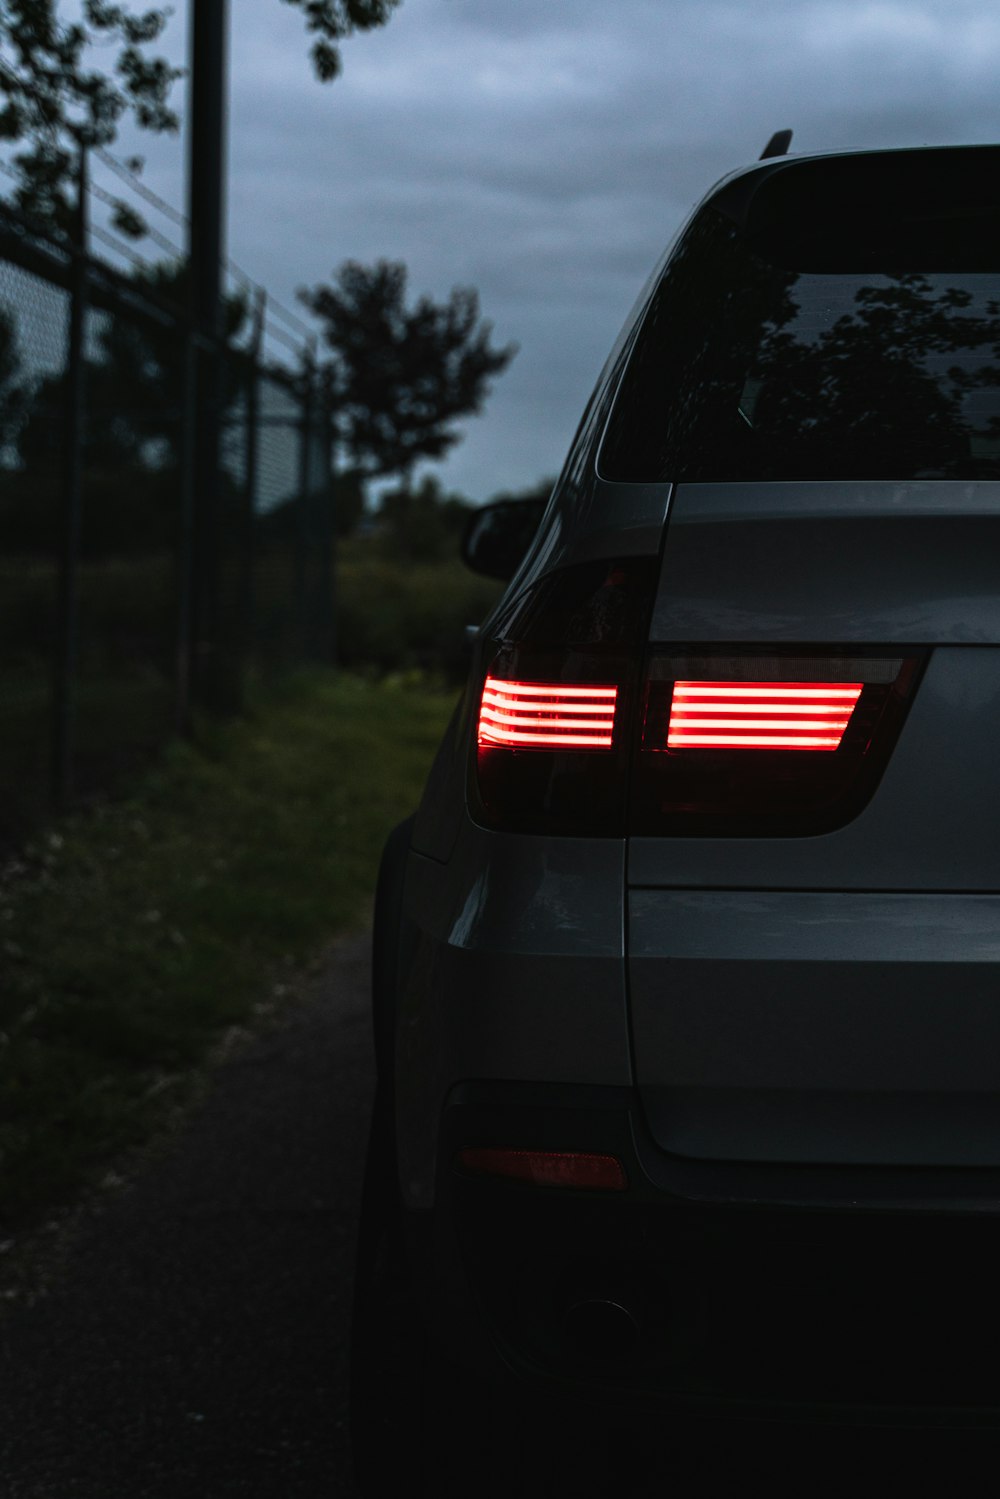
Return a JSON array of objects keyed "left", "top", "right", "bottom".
[{"left": 187, "top": 0, "right": 232, "bottom": 707}]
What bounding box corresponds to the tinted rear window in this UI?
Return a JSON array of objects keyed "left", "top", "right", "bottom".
[{"left": 601, "top": 155, "right": 1000, "bottom": 483}]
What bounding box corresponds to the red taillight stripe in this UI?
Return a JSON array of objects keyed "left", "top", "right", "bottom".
[
  {"left": 667, "top": 680, "right": 863, "bottom": 751},
  {"left": 674, "top": 684, "right": 861, "bottom": 700},
  {"left": 478, "top": 677, "right": 618, "bottom": 749},
  {"left": 485, "top": 682, "right": 618, "bottom": 699},
  {"left": 671, "top": 712, "right": 858, "bottom": 725}
]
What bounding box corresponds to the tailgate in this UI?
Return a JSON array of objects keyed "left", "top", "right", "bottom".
[{"left": 627, "top": 481, "right": 1000, "bottom": 1166}]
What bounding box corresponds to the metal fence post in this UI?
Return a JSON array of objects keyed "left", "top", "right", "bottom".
[
  {"left": 51, "top": 146, "right": 89, "bottom": 809},
  {"left": 188, "top": 0, "right": 231, "bottom": 711},
  {"left": 317, "top": 388, "right": 336, "bottom": 664},
  {"left": 241, "top": 291, "right": 264, "bottom": 663},
  {"left": 294, "top": 343, "right": 315, "bottom": 660},
  {"left": 174, "top": 321, "right": 198, "bottom": 736}
]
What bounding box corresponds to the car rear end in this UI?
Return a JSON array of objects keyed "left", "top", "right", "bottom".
[{"left": 388, "top": 143, "right": 1000, "bottom": 1428}]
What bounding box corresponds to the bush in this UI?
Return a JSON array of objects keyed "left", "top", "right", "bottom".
[{"left": 336, "top": 540, "right": 502, "bottom": 680}]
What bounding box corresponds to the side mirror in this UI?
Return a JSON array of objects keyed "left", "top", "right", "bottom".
[{"left": 461, "top": 498, "right": 546, "bottom": 581}]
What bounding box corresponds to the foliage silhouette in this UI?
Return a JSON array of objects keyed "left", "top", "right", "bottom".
[
  {"left": 0, "top": 0, "right": 401, "bottom": 230},
  {"left": 0, "top": 1, "right": 179, "bottom": 232},
  {"left": 749, "top": 273, "right": 1000, "bottom": 478},
  {"left": 300, "top": 259, "right": 517, "bottom": 484},
  {"left": 374, "top": 473, "right": 473, "bottom": 560}
]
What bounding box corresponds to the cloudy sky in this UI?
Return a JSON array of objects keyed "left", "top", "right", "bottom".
[{"left": 99, "top": 0, "right": 1000, "bottom": 502}]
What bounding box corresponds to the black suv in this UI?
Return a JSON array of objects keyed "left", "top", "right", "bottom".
[{"left": 353, "top": 141, "right": 1000, "bottom": 1494}]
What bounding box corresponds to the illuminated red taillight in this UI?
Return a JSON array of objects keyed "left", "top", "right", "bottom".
[
  {"left": 666, "top": 681, "right": 863, "bottom": 751},
  {"left": 634, "top": 652, "right": 924, "bottom": 836},
  {"left": 457, "top": 1147, "right": 628, "bottom": 1192},
  {"left": 471, "top": 557, "right": 924, "bottom": 838},
  {"left": 471, "top": 558, "right": 658, "bottom": 835},
  {"left": 477, "top": 679, "right": 618, "bottom": 750}
]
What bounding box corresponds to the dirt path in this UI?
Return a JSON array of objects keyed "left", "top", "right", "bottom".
[{"left": 0, "top": 933, "right": 374, "bottom": 1498}]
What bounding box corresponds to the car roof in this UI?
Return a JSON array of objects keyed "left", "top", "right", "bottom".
[{"left": 700, "top": 142, "right": 1000, "bottom": 232}]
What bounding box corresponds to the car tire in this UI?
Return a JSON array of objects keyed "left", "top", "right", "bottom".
[{"left": 350, "top": 1088, "right": 630, "bottom": 1497}]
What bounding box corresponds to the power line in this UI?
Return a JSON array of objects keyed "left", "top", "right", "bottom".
[
  {"left": 262, "top": 319, "right": 306, "bottom": 356},
  {"left": 94, "top": 146, "right": 189, "bottom": 231},
  {"left": 86, "top": 176, "right": 185, "bottom": 262},
  {"left": 1, "top": 137, "right": 322, "bottom": 358},
  {"left": 89, "top": 220, "right": 159, "bottom": 275},
  {"left": 258, "top": 290, "right": 313, "bottom": 339},
  {"left": 95, "top": 145, "right": 316, "bottom": 342}
]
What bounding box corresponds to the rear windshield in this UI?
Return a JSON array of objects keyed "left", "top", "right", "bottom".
[{"left": 601, "top": 177, "right": 1000, "bottom": 483}]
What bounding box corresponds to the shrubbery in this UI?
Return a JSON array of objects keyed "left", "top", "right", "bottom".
[
  {"left": 334, "top": 473, "right": 550, "bottom": 680},
  {"left": 336, "top": 540, "right": 502, "bottom": 680}
]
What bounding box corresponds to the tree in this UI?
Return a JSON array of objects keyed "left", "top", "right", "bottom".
[
  {"left": 279, "top": 0, "right": 401, "bottom": 81},
  {"left": 299, "top": 259, "right": 517, "bottom": 484},
  {"left": 0, "top": 0, "right": 401, "bottom": 229},
  {"left": 0, "top": 1, "right": 180, "bottom": 230}
]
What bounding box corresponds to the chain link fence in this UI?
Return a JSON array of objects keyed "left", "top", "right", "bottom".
[{"left": 0, "top": 197, "right": 334, "bottom": 850}]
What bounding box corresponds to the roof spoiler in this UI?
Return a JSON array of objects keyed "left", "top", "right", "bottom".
[{"left": 760, "top": 129, "right": 793, "bottom": 160}]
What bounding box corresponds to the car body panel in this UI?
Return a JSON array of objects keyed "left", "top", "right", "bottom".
[
  {"left": 515, "top": 478, "right": 671, "bottom": 578},
  {"left": 410, "top": 692, "right": 473, "bottom": 866},
  {"left": 629, "top": 889, "right": 1000, "bottom": 1166},
  {"left": 394, "top": 827, "right": 630, "bottom": 1210},
  {"left": 652, "top": 482, "right": 1000, "bottom": 645}
]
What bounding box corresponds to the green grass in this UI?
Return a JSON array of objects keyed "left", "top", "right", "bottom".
[{"left": 0, "top": 670, "right": 457, "bottom": 1228}]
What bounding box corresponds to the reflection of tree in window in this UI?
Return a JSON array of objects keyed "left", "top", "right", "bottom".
[
  {"left": 600, "top": 207, "right": 1000, "bottom": 483},
  {"left": 745, "top": 273, "right": 1000, "bottom": 479}
]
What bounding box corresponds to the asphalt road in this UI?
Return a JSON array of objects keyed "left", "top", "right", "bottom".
[{"left": 0, "top": 933, "right": 374, "bottom": 1499}]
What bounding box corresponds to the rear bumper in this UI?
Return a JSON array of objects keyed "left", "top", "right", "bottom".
[
  {"left": 393, "top": 816, "right": 1000, "bottom": 1420},
  {"left": 405, "top": 1078, "right": 1000, "bottom": 1426}
]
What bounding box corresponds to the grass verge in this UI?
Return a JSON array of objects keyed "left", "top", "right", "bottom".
[{"left": 0, "top": 670, "right": 457, "bottom": 1230}]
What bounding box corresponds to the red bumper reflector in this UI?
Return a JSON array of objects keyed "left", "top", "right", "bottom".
[
  {"left": 477, "top": 678, "right": 618, "bottom": 750},
  {"left": 457, "top": 1147, "right": 628, "bottom": 1192},
  {"left": 667, "top": 680, "right": 863, "bottom": 751}
]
